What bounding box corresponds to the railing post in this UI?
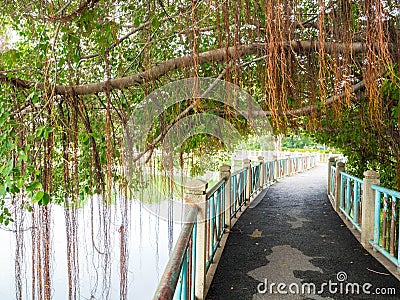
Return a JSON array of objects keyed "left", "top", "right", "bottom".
[
  {"left": 258, "top": 156, "right": 265, "bottom": 187},
  {"left": 231, "top": 156, "right": 236, "bottom": 171},
  {"left": 186, "top": 179, "right": 208, "bottom": 300},
  {"left": 334, "top": 162, "right": 345, "bottom": 212},
  {"left": 286, "top": 155, "right": 292, "bottom": 175},
  {"left": 243, "top": 158, "right": 251, "bottom": 204},
  {"left": 327, "top": 157, "right": 336, "bottom": 196},
  {"left": 299, "top": 156, "right": 304, "bottom": 172},
  {"left": 219, "top": 164, "right": 231, "bottom": 231},
  {"left": 361, "top": 170, "right": 380, "bottom": 248}
]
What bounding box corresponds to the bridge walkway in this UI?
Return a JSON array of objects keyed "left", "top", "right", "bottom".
[{"left": 206, "top": 163, "right": 400, "bottom": 299}]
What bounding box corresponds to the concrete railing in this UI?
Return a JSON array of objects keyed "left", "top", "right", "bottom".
[
  {"left": 154, "top": 154, "right": 318, "bottom": 300},
  {"left": 327, "top": 159, "right": 400, "bottom": 272}
]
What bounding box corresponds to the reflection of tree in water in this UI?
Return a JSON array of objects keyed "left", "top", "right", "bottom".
[
  {"left": 65, "top": 198, "right": 79, "bottom": 299},
  {"left": 168, "top": 193, "right": 174, "bottom": 256},
  {"left": 10, "top": 193, "right": 136, "bottom": 299},
  {"left": 119, "top": 190, "right": 130, "bottom": 300},
  {"left": 12, "top": 201, "right": 52, "bottom": 300},
  {"left": 155, "top": 196, "right": 160, "bottom": 280}
]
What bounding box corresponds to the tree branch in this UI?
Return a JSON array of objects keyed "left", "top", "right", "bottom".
[
  {"left": 282, "top": 80, "right": 366, "bottom": 116},
  {"left": 47, "top": 0, "right": 100, "bottom": 22},
  {"left": 1, "top": 41, "right": 368, "bottom": 96},
  {"left": 0, "top": 74, "right": 30, "bottom": 89},
  {"left": 237, "top": 81, "right": 366, "bottom": 118},
  {"left": 21, "top": 41, "right": 366, "bottom": 96}
]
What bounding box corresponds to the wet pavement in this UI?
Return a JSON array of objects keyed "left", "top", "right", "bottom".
[{"left": 206, "top": 163, "right": 400, "bottom": 300}]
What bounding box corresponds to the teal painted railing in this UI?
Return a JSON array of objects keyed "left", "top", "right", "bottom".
[
  {"left": 155, "top": 153, "right": 318, "bottom": 300},
  {"left": 231, "top": 169, "right": 247, "bottom": 218},
  {"left": 277, "top": 159, "right": 286, "bottom": 179},
  {"left": 330, "top": 166, "right": 336, "bottom": 199},
  {"left": 153, "top": 206, "right": 198, "bottom": 300},
  {"left": 206, "top": 180, "right": 226, "bottom": 271},
  {"left": 291, "top": 157, "right": 301, "bottom": 173},
  {"left": 250, "top": 164, "right": 261, "bottom": 196},
  {"left": 339, "top": 172, "right": 363, "bottom": 231},
  {"left": 371, "top": 185, "right": 400, "bottom": 266},
  {"left": 264, "top": 161, "right": 275, "bottom": 186},
  {"left": 328, "top": 159, "right": 400, "bottom": 271}
]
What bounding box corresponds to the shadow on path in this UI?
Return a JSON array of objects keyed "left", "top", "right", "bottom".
[{"left": 206, "top": 163, "right": 400, "bottom": 300}]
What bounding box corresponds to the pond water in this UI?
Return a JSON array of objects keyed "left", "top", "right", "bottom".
[{"left": 0, "top": 196, "right": 184, "bottom": 299}]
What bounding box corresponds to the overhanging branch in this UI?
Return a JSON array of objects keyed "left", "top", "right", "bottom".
[
  {"left": 283, "top": 80, "right": 366, "bottom": 116},
  {"left": 1, "top": 41, "right": 367, "bottom": 96}
]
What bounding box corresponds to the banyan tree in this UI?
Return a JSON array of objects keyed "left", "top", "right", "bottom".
[{"left": 0, "top": 0, "right": 399, "bottom": 299}]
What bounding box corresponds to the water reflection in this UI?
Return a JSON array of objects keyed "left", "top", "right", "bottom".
[{"left": 0, "top": 196, "right": 183, "bottom": 299}]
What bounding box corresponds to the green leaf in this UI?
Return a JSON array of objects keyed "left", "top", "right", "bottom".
[
  {"left": 26, "top": 181, "right": 42, "bottom": 192},
  {"left": 10, "top": 184, "right": 20, "bottom": 194},
  {"left": 133, "top": 17, "right": 141, "bottom": 27},
  {"left": 33, "top": 191, "right": 44, "bottom": 202},
  {"left": 35, "top": 126, "right": 45, "bottom": 138},
  {"left": 40, "top": 193, "right": 50, "bottom": 205},
  {"left": 27, "top": 92, "right": 35, "bottom": 101},
  {"left": 0, "top": 185, "right": 6, "bottom": 196},
  {"left": 43, "top": 127, "right": 52, "bottom": 139},
  {"left": 152, "top": 18, "right": 159, "bottom": 28},
  {"left": 18, "top": 149, "right": 28, "bottom": 161}
]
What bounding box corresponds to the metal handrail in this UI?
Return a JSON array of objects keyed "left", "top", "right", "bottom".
[
  {"left": 206, "top": 178, "right": 226, "bottom": 198},
  {"left": 231, "top": 168, "right": 246, "bottom": 177},
  {"left": 339, "top": 171, "right": 363, "bottom": 231},
  {"left": 340, "top": 171, "right": 363, "bottom": 184},
  {"left": 371, "top": 184, "right": 400, "bottom": 265},
  {"left": 153, "top": 205, "right": 198, "bottom": 300},
  {"left": 231, "top": 168, "right": 247, "bottom": 218},
  {"left": 205, "top": 181, "right": 225, "bottom": 271},
  {"left": 250, "top": 164, "right": 261, "bottom": 195},
  {"left": 371, "top": 184, "right": 400, "bottom": 198},
  {"left": 330, "top": 166, "right": 336, "bottom": 199}
]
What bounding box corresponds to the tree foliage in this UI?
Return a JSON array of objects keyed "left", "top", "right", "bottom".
[
  {"left": 0, "top": 0, "right": 399, "bottom": 220},
  {"left": 312, "top": 70, "right": 400, "bottom": 189}
]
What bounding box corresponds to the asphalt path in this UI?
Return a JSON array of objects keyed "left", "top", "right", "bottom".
[{"left": 206, "top": 163, "right": 400, "bottom": 300}]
